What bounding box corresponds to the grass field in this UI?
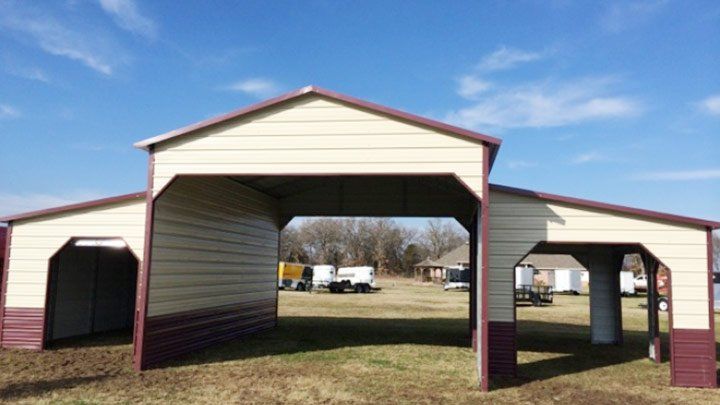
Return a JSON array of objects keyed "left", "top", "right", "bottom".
[{"left": 1, "top": 278, "right": 719, "bottom": 404}]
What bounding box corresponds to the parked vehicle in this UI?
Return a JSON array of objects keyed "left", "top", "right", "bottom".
[
  {"left": 278, "top": 262, "right": 313, "bottom": 291},
  {"left": 554, "top": 269, "right": 582, "bottom": 295},
  {"left": 620, "top": 271, "right": 636, "bottom": 296},
  {"left": 633, "top": 274, "right": 648, "bottom": 292},
  {"left": 714, "top": 273, "right": 720, "bottom": 311},
  {"left": 444, "top": 266, "right": 470, "bottom": 290},
  {"left": 329, "top": 266, "right": 375, "bottom": 293},
  {"left": 515, "top": 285, "right": 553, "bottom": 306},
  {"left": 312, "top": 264, "right": 336, "bottom": 289}
]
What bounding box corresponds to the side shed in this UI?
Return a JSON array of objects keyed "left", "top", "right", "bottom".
[{"left": 0, "top": 193, "right": 146, "bottom": 349}]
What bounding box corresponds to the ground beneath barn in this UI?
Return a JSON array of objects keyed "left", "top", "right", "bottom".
[{"left": 1, "top": 278, "right": 718, "bottom": 404}]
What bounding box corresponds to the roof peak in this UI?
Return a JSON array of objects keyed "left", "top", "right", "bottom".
[{"left": 133, "top": 85, "right": 502, "bottom": 159}]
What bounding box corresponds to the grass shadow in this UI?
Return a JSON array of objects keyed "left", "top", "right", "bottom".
[{"left": 0, "top": 375, "right": 111, "bottom": 401}]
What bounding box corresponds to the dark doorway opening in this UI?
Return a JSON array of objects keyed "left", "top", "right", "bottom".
[{"left": 45, "top": 239, "right": 138, "bottom": 345}]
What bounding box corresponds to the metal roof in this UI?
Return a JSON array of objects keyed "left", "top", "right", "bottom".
[
  {"left": 133, "top": 85, "right": 503, "bottom": 167},
  {"left": 0, "top": 192, "right": 146, "bottom": 223},
  {"left": 490, "top": 183, "right": 720, "bottom": 230}
]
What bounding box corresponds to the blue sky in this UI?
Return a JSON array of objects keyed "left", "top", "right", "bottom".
[{"left": 0, "top": 0, "right": 719, "bottom": 225}]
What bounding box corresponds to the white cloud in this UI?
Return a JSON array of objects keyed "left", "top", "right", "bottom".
[
  {"left": 446, "top": 76, "right": 642, "bottom": 129},
  {"left": 6, "top": 65, "right": 50, "bottom": 83},
  {"left": 0, "top": 190, "right": 107, "bottom": 218},
  {"left": 631, "top": 169, "right": 720, "bottom": 181},
  {"left": 698, "top": 95, "right": 720, "bottom": 116},
  {"left": 0, "top": 3, "right": 125, "bottom": 75},
  {"left": 600, "top": 0, "right": 668, "bottom": 33},
  {"left": 506, "top": 160, "right": 538, "bottom": 170},
  {"left": 224, "top": 78, "right": 281, "bottom": 98},
  {"left": 456, "top": 75, "right": 491, "bottom": 100},
  {"left": 0, "top": 104, "right": 20, "bottom": 119},
  {"left": 98, "top": 0, "right": 157, "bottom": 40},
  {"left": 477, "top": 46, "right": 542, "bottom": 71},
  {"left": 571, "top": 151, "right": 607, "bottom": 164}
]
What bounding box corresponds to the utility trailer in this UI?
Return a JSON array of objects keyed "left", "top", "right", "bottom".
[
  {"left": 515, "top": 285, "right": 553, "bottom": 306},
  {"left": 328, "top": 266, "right": 375, "bottom": 293}
]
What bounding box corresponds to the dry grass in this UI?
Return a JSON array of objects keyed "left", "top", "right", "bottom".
[{"left": 1, "top": 277, "right": 718, "bottom": 404}]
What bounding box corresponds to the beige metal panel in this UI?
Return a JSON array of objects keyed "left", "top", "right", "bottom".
[
  {"left": 488, "top": 190, "right": 710, "bottom": 329},
  {"left": 4, "top": 199, "right": 146, "bottom": 309},
  {"left": 147, "top": 176, "right": 280, "bottom": 317},
  {"left": 151, "top": 96, "right": 485, "bottom": 198}
]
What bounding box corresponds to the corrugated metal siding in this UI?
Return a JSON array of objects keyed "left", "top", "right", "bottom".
[
  {"left": 671, "top": 329, "right": 716, "bottom": 387},
  {"left": 142, "top": 298, "right": 276, "bottom": 367},
  {"left": 147, "top": 176, "right": 279, "bottom": 316},
  {"left": 488, "top": 321, "right": 516, "bottom": 376},
  {"left": 151, "top": 96, "right": 485, "bottom": 199},
  {"left": 4, "top": 199, "right": 146, "bottom": 309},
  {"left": 1, "top": 307, "right": 43, "bottom": 349},
  {"left": 589, "top": 251, "right": 619, "bottom": 344},
  {"left": 489, "top": 190, "right": 710, "bottom": 330},
  {"left": 143, "top": 176, "right": 279, "bottom": 366}
]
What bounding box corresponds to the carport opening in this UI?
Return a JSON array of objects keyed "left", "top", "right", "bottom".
[
  {"left": 45, "top": 238, "right": 138, "bottom": 346},
  {"left": 276, "top": 215, "right": 473, "bottom": 351},
  {"left": 512, "top": 242, "right": 669, "bottom": 382}
]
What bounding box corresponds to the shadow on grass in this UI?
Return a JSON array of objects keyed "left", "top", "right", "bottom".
[
  {"left": 0, "top": 375, "right": 111, "bottom": 401},
  {"left": 493, "top": 320, "right": 671, "bottom": 389},
  {"left": 46, "top": 328, "right": 133, "bottom": 349}
]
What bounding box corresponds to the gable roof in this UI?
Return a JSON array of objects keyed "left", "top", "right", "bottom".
[
  {"left": 490, "top": 184, "right": 720, "bottom": 229},
  {"left": 133, "top": 85, "right": 503, "bottom": 167},
  {"left": 437, "top": 243, "right": 470, "bottom": 267},
  {"left": 0, "top": 192, "right": 145, "bottom": 223},
  {"left": 413, "top": 258, "right": 443, "bottom": 268},
  {"left": 520, "top": 254, "right": 585, "bottom": 270}
]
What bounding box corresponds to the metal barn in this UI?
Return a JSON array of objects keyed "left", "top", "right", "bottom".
[{"left": 1, "top": 86, "right": 717, "bottom": 390}]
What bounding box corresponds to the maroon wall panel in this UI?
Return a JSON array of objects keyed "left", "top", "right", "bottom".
[
  {"left": 671, "top": 328, "right": 716, "bottom": 388},
  {"left": 489, "top": 321, "right": 517, "bottom": 377},
  {"left": 0, "top": 307, "right": 44, "bottom": 350},
  {"left": 141, "top": 298, "right": 277, "bottom": 368}
]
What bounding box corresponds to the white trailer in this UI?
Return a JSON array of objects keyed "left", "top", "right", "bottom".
[
  {"left": 515, "top": 265, "right": 535, "bottom": 288},
  {"left": 554, "top": 269, "right": 582, "bottom": 295},
  {"left": 620, "top": 271, "right": 636, "bottom": 296},
  {"left": 329, "top": 266, "right": 376, "bottom": 293},
  {"left": 312, "top": 264, "right": 336, "bottom": 289}
]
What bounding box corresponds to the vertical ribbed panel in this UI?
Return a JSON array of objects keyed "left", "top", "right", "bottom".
[
  {"left": 0, "top": 307, "right": 43, "bottom": 349},
  {"left": 489, "top": 321, "right": 517, "bottom": 376},
  {"left": 142, "top": 176, "right": 279, "bottom": 367},
  {"left": 671, "top": 328, "right": 716, "bottom": 387}
]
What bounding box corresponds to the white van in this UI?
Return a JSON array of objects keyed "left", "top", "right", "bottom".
[
  {"left": 444, "top": 266, "right": 470, "bottom": 290},
  {"left": 312, "top": 265, "right": 336, "bottom": 289},
  {"left": 329, "top": 266, "right": 375, "bottom": 293}
]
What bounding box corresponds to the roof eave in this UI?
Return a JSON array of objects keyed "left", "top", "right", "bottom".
[
  {"left": 0, "top": 192, "right": 146, "bottom": 223},
  {"left": 133, "top": 85, "right": 503, "bottom": 154},
  {"left": 490, "top": 183, "right": 720, "bottom": 230}
]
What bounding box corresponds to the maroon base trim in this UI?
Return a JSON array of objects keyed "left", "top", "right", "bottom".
[
  {"left": 141, "top": 298, "right": 277, "bottom": 369},
  {"left": 671, "top": 328, "right": 716, "bottom": 388},
  {"left": 489, "top": 321, "right": 517, "bottom": 377},
  {"left": 0, "top": 307, "right": 44, "bottom": 350}
]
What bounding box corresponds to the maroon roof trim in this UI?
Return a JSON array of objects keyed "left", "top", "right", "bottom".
[
  {"left": 0, "top": 192, "right": 146, "bottom": 223},
  {"left": 132, "top": 85, "right": 502, "bottom": 162},
  {"left": 490, "top": 183, "right": 720, "bottom": 229}
]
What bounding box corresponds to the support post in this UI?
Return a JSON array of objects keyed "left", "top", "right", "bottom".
[
  {"left": 589, "top": 247, "right": 621, "bottom": 344},
  {"left": 644, "top": 255, "right": 661, "bottom": 363}
]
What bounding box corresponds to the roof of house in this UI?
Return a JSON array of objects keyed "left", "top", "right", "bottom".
[
  {"left": 413, "top": 258, "right": 444, "bottom": 268},
  {"left": 520, "top": 254, "right": 586, "bottom": 270},
  {"left": 0, "top": 192, "right": 146, "bottom": 223},
  {"left": 437, "top": 243, "right": 470, "bottom": 267},
  {"left": 490, "top": 183, "right": 720, "bottom": 229},
  {"left": 133, "top": 85, "right": 503, "bottom": 166}
]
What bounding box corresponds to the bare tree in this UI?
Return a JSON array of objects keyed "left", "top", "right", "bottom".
[{"left": 420, "top": 218, "right": 466, "bottom": 259}]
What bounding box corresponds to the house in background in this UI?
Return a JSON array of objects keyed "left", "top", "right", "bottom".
[
  {"left": 414, "top": 243, "right": 471, "bottom": 283},
  {"left": 519, "top": 254, "right": 587, "bottom": 287}
]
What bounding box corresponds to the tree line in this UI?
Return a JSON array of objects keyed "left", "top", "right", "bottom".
[{"left": 280, "top": 218, "right": 467, "bottom": 276}]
